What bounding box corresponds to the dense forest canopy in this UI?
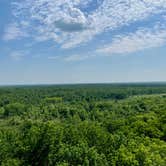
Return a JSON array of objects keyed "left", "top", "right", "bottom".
[{"left": 0, "top": 83, "right": 166, "bottom": 166}]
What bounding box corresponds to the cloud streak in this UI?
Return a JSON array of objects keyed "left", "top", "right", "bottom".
[
  {"left": 97, "top": 24, "right": 166, "bottom": 55},
  {"left": 64, "top": 54, "right": 91, "bottom": 62},
  {"left": 9, "top": 50, "right": 27, "bottom": 61},
  {"left": 3, "top": 23, "right": 27, "bottom": 41}
]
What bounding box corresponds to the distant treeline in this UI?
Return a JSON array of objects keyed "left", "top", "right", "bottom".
[{"left": 0, "top": 83, "right": 166, "bottom": 105}]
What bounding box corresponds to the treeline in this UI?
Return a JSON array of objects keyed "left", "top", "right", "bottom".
[
  {"left": 0, "top": 84, "right": 166, "bottom": 165},
  {"left": 1, "top": 83, "right": 166, "bottom": 105}
]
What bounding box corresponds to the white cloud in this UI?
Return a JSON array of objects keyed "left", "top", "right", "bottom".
[
  {"left": 6, "top": 0, "right": 166, "bottom": 49},
  {"left": 48, "top": 54, "right": 91, "bottom": 62},
  {"left": 9, "top": 51, "right": 27, "bottom": 60},
  {"left": 3, "top": 23, "right": 27, "bottom": 41},
  {"left": 64, "top": 54, "right": 90, "bottom": 62},
  {"left": 97, "top": 25, "right": 166, "bottom": 55},
  {"left": 48, "top": 56, "right": 59, "bottom": 60}
]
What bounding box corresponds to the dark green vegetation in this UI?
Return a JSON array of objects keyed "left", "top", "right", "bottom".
[{"left": 0, "top": 83, "right": 166, "bottom": 166}]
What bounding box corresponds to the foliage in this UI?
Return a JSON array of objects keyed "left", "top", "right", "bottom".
[{"left": 0, "top": 84, "right": 166, "bottom": 165}]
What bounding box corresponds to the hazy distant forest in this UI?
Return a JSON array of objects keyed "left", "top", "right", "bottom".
[{"left": 0, "top": 84, "right": 166, "bottom": 166}]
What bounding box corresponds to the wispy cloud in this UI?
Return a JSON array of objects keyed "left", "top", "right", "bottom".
[
  {"left": 9, "top": 50, "right": 27, "bottom": 60},
  {"left": 48, "top": 54, "right": 92, "bottom": 62},
  {"left": 3, "top": 23, "right": 27, "bottom": 41},
  {"left": 48, "top": 56, "right": 59, "bottom": 60},
  {"left": 8, "top": 0, "right": 166, "bottom": 49},
  {"left": 64, "top": 54, "right": 91, "bottom": 62},
  {"left": 97, "top": 24, "right": 166, "bottom": 55}
]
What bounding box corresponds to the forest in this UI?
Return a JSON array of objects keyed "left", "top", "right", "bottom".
[{"left": 0, "top": 83, "right": 166, "bottom": 166}]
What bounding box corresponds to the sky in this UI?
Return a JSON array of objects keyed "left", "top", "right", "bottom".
[{"left": 1, "top": 0, "right": 166, "bottom": 85}]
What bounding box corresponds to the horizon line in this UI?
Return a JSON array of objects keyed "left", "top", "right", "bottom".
[{"left": 0, "top": 81, "right": 166, "bottom": 87}]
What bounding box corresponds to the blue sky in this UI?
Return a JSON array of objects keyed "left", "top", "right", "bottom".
[{"left": 1, "top": 0, "right": 166, "bottom": 84}]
